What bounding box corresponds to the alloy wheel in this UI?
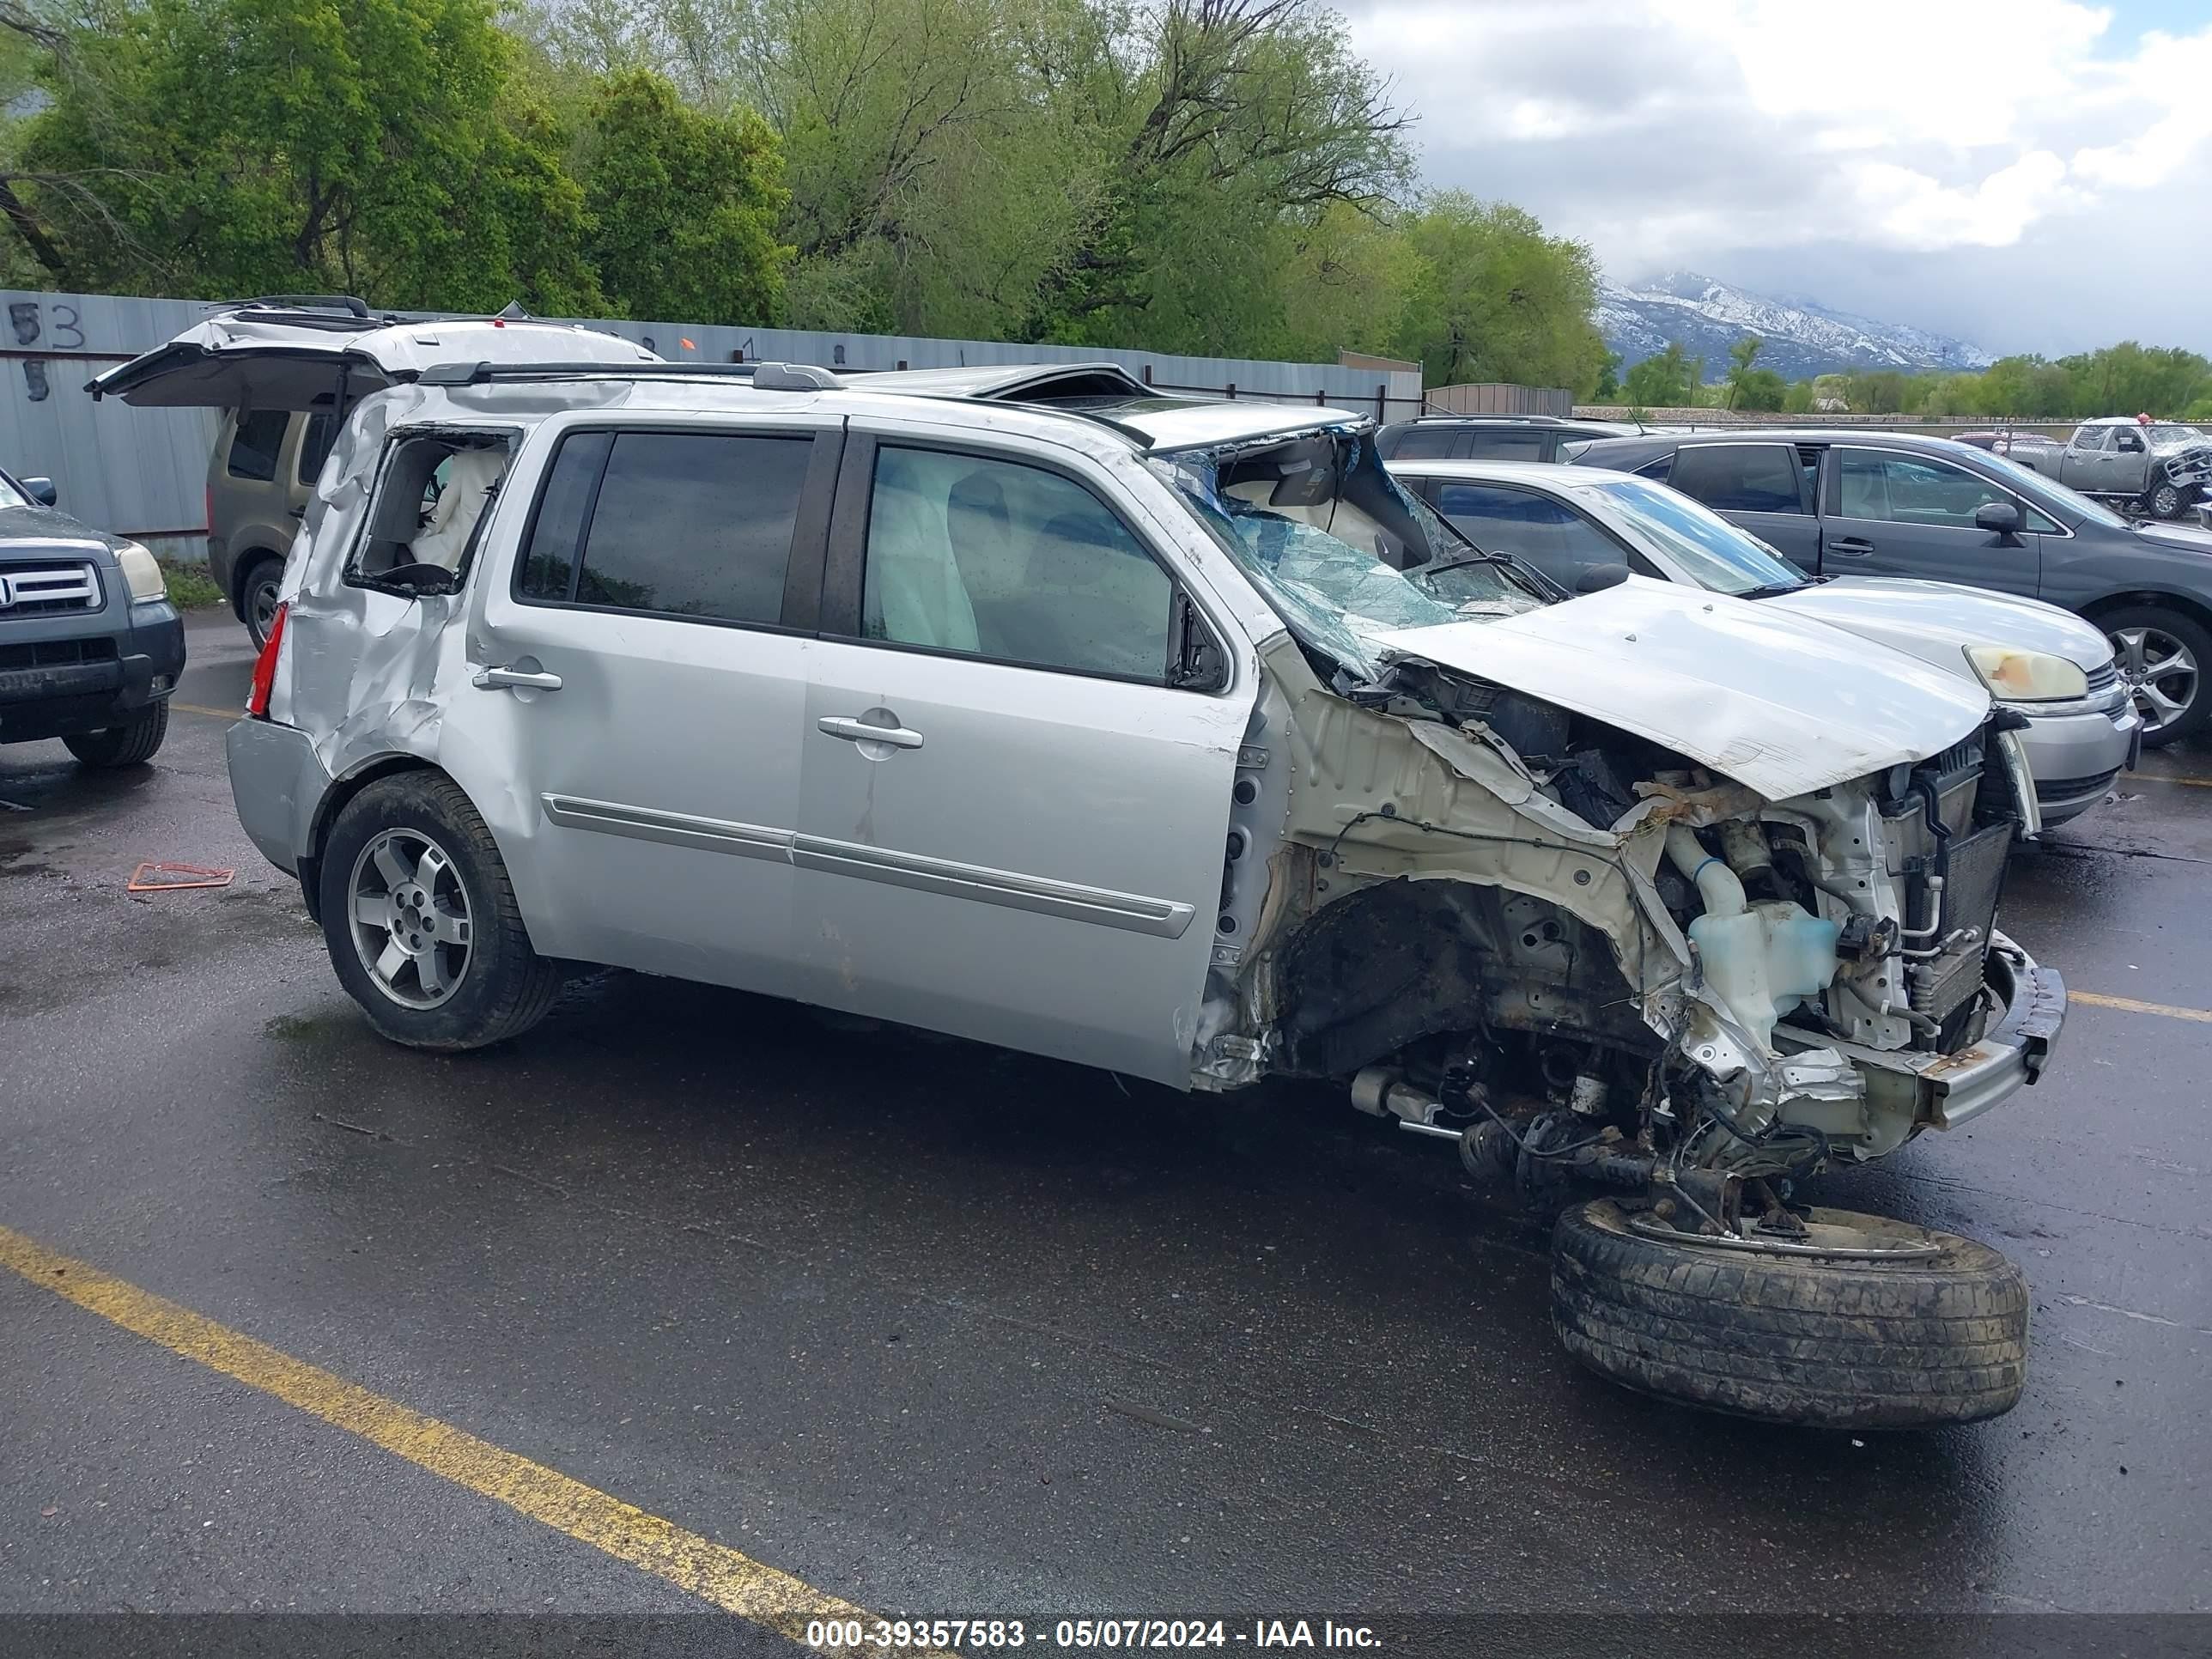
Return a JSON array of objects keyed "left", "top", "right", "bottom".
[
  {"left": 248, "top": 574, "right": 283, "bottom": 647},
  {"left": 348, "top": 827, "right": 473, "bottom": 1008},
  {"left": 2150, "top": 482, "right": 2182, "bottom": 519},
  {"left": 2110, "top": 624, "right": 2200, "bottom": 734}
]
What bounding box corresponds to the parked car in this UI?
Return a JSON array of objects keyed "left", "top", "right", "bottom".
[
  {"left": 96, "top": 314, "right": 2069, "bottom": 1428},
  {"left": 1568, "top": 428, "right": 2212, "bottom": 745},
  {"left": 1974, "top": 419, "right": 2212, "bottom": 522},
  {"left": 209, "top": 404, "right": 337, "bottom": 647},
  {"left": 1375, "top": 414, "right": 1644, "bottom": 464},
  {"left": 1386, "top": 456, "right": 2139, "bottom": 830},
  {"left": 0, "top": 465, "right": 182, "bottom": 767}
]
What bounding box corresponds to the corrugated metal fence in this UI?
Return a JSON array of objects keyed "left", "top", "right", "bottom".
[
  {"left": 1427, "top": 382, "right": 1574, "bottom": 417},
  {"left": 0, "top": 289, "right": 1429, "bottom": 562}
]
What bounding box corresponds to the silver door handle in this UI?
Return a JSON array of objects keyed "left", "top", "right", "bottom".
[
  {"left": 475, "top": 666, "right": 563, "bottom": 691},
  {"left": 818, "top": 714, "right": 923, "bottom": 750}
]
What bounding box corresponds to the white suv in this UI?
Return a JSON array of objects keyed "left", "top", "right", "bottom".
[{"left": 96, "top": 311, "right": 2068, "bottom": 1429}]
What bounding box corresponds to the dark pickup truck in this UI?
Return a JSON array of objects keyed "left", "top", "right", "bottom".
[
  {"left": 0, "top": 469, "right": 184, "bottom": 767},
  {"left": 1569, "top": 428, "right": 2212, "bottom": 746}
]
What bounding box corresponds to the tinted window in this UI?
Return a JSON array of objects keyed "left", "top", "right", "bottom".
[
  {"left": 863, "top": 446, "right": 1172, "bottom": 682},
  {"left": 227, "top": 410, "right": 289, "bottom": 482},
  {"left": 517, "top": 431, "right": 614, "bottom": 600},
  {"left": 1432, "top": 483, "right": 1630, "bottom": 588},
  {"left": 1460, "top": 429, "right": 1549, "bottom": 460},
  {"left": 563, "top": 431, "right": 810, "bottom": 622},
  {"left": 297, "top": 414, "right": 336, "bottom": 486},
  {"left": 1668, "top": 444, "right": 1804, "bottom": 513},
  {"left": 1837, "top": 450, "right": 2056, "bottom": 532},
  {"left": 2073, "top": 426, "right": 2111, "bottom": 452},
  {"left": 1386, "top": 426, "right": 1461, "bottom": 460}
]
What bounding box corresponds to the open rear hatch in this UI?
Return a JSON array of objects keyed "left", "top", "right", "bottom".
[{"left": 87, "top": 301, "right": 662, "bottom": 410}]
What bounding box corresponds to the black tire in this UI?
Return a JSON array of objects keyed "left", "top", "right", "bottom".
[
  {"left": 240, "top": 556, "right": 284, "bottom": 649},
  {"left": 2144, "top": 477, "right": 2187, "bottom": 521},
  {"left": 1551, "top": 1200, "right": 2028, "bottom": 1430},
  {"left": 2100, "top": 603, "right": 2212, "bottom": 748},
  {"left": 62, "top": 700, "right": 168, "bottom": 768},
  {"left": 318, "top": 771, "right": 560, "bottom": 1051}
]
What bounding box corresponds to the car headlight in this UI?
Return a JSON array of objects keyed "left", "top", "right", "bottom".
[
  {"left": 115, "top": 541, "right": 167, "bottom": 603},
  {"left": 1965, "top": 644, "right": 2088, "bottom": 702}
]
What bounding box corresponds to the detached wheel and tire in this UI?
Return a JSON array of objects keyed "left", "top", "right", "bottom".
[
  {"left": 2103, "top": 605, "right": 2211, "bottom": 748},
  {"left": 63, "top": 700, "right": 168, "bottom": 768},
  {"left": 1551, "top": 1200, "right": 2028, "bottom": 1429},
  {"left": 319, "top": 772, "right": 560, "bottom": 1050}
]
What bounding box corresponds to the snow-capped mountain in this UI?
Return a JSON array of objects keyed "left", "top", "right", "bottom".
[{"left": 1598, "top": 271, "right": 1994, "bottom": 380}]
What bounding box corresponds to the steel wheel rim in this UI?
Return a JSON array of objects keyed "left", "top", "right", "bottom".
[
  {"left": 2151, "top": 483, "right": 2181, "bottom": 517},
  {"left": 348, "top": 827, "right": 473, "bottom": 1009},
  {"left": 1627, "top": 1212, "right": 1942, "bottom": 1261},
  {"left": 249, "top": 575, "right": 281, "bottom": 642},
  {"left": 2110, "top": 624, "right": 2199, "bottom": 732}
]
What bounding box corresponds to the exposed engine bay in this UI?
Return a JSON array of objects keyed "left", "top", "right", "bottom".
[{"left": 1162, "top": 425, "right": 2058, "bottom": 1237}]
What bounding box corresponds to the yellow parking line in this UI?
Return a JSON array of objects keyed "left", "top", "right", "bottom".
[
  {"left": 2131, "top": 773, "right": 2212, "bottom": 789},
  {"left": 2070, "top": 991, "right": 2212, "bottom": 1024},
  {"left": 0, "top": 1222, "right": 926, "bottom": 1645},
  {"left": 168, "top": 701, "right": 237, "bottom": 720}
]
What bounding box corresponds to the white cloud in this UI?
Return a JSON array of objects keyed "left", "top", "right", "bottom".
[{"left": 1346, "top": 0, "right": 2212, "bottom": 350}]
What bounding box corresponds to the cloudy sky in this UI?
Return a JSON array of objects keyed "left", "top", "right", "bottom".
[{"left": 1341, "top": 0, "right": 2212, "bottom": 357}]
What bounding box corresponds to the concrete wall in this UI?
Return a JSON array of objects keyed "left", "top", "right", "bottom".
[{"left": 0, "top": 289, "right": 1430, "bottom": 562}]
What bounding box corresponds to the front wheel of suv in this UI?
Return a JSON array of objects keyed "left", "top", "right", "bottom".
[
  {"left": 63, "top": 700, "right": 168, "bottom": 768},
  {"left": 318, "top": 772, "right": 560, "bottom": 1050},
  {"left": 2102, "top": 605, "right": 2211, "bottom": 747},
  {"left": 2143, "top": 478, "right": 2186, "bottom": 521}
]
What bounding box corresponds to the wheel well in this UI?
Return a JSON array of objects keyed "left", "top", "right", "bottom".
[
  {"left": 2081, "top": 590, "right": 2212, "bottom": 638},
  {"left": 228, "top": 544, "right": 286, "bottom": 617},
  {"left": 297, "top": 756, "right": 443, "bottom": 924},
  {"left": 1270, "top": 877, "right": 1652, "bottom": 1079}
]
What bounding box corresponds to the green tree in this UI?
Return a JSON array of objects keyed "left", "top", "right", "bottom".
[
  {"left": 1721, "top": 335, "right": 1762, "bottom": 410},
  {"left": 1732, "top": 368, "right": 1785, "bottom": 411},
  {"left": 578, "top": 69, "right": 789, "bottom": 323},
  {"left": 5, "top": 0, "right": 599, "bottom": 311},
  {"left": 1592, "top": 350, "right": 1621, "bottom": 400},
  {"left": 1389, "top": 194, "right": 1605, "bottom": 392},
  {"left": 1622, "top": 341, "right": 1693, "bottom": 408}
]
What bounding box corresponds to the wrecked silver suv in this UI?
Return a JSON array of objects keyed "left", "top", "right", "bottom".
[{"left": 95, "top": 309, "right": 2067, "bottom": 1429}]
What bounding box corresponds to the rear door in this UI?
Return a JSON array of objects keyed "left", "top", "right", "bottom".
[
  {"left": 1820, "top": 446, "right": 2051, "bottom": 599},
  {"left": 447, "top": 413, "right": 843, "bottom": 988},
  {"left": 1661, "top": 441, "right": 1821, "bottom": 568},
  {"left": 791, "top": 428, "right": 1255, "bottom": 1085}
]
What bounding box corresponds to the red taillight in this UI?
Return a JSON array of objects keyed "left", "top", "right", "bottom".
[{"left": 246, "top": 600, "right": 287, "bottom": 718}]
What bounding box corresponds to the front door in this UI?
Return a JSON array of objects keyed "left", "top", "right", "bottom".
[
  {"left": 1820, "top": 446, "right": 2049, "bottom": 599},
  {"left": 452, "top": 415, "right": 842, "bottom": 988},
  {"left": 793, "top": 433, "right": 1254, "bottom": 1085}
]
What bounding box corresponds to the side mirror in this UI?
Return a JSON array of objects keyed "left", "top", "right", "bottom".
[
  {"left": 2118, "top": 434, "right": 2145, "bottom": 453},
  {"left": 1576, "top": 562, "right": 1632, "bottom": 594},
  {"left": 1974, "top": 501, "right": 2021, "bottom": 540},
  {"left": 21, "top": 476, "right": 57, "bottom": 507}
]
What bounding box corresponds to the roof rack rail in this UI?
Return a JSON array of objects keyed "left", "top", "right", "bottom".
[
  {"left": 416, "top": 358, "right": 845, "bottom": 391},
  {"left": 233, "top": 295, "right": 374, "bottom": 318}
]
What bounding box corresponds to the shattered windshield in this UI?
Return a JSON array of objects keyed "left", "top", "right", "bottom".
[
  {"left": 2148, "top": 425, "right": 2208, "bottom": 450},
  {"left": 1149, "top": 431, "right": 1529, "bottom": 679}
]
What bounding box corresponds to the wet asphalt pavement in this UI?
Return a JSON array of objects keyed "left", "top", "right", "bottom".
[{"left": 1, "top": 611, "right": 2207, "bottom": 1643}]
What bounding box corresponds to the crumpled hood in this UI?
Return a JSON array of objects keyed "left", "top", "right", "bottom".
[
  {"left": 1371, "top": 574, "right": 1990, "bottom": 800},
  {"left": 1763, "top": 576, "right": 2112, "bottom": 678}
]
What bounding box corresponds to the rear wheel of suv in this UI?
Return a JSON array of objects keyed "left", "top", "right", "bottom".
[
  {"left": 1551, "top": 1199, "right": 2028, "bottom": 1429},
  {"left": 2102, "top": 605, "right": 2211, "bottom": 747},
  {"left": 240, "top": 556, "right": 284, "bottom": 650},
  {"left": 318, "top": 772, "right": 560, "bottom": 1050},
  {"left": 63, "top": 700, "right": 168, "bottom": 768}
]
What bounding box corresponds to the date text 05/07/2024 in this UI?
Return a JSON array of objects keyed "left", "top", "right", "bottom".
[{"left": 804, "top": 1618, "right": 1384, "bottom": 1650}]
